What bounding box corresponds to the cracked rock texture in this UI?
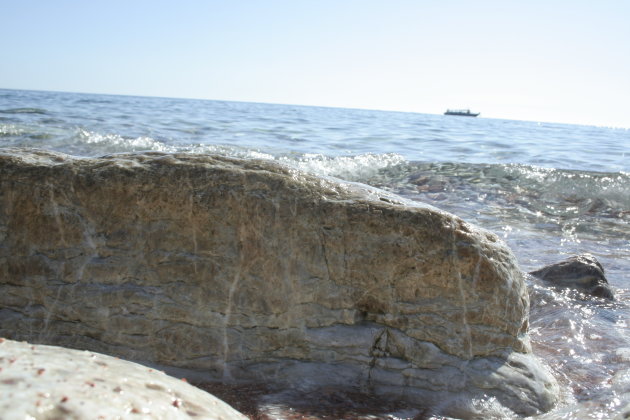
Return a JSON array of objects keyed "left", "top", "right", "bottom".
[
  {"left": 0, "top": 338, "right": 246, "bottom": 419},
  {"left": 0, "top": 149, "right": 558, "bottom": 416}
]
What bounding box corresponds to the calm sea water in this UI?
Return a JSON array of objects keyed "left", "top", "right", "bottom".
[{"left": 1, "top": 88, "right": 629, "bottom": 418}]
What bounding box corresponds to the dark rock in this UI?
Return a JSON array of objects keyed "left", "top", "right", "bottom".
[{"left": 529, "top": 254, "right": 614, "bottom": 300}]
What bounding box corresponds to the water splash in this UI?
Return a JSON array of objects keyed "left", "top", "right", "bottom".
[
  {"left": 0, "top": 124, "right": 24, "bottom": 136},
  {"left": 277, "top": 152, "right": 406, "bottom": 182},
  {"left": 75, "top": 128, "right": 174, "bottom": 153}
]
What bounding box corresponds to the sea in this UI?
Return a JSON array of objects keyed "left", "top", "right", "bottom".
[{"left": 1, "top": 88, "right": 629, "bottom": 419}]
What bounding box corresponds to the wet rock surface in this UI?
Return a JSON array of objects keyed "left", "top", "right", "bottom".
[
  {"left": 0, "top": 148, "right": 557, "bottom": 416},
  {"left": 0, "top": 338, "right": 246, "bottom": 419},
  {"left": 529, "top": 254, "right": 614, "bottom": 300},
  {"left": 196, "top": 382, "right": 424, "bottom": 420}
]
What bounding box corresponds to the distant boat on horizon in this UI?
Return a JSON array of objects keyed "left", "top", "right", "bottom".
[{"left": 444, "top": 109, "right": 480, "bottom": 117}]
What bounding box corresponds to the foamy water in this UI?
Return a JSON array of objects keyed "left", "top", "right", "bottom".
[{"left": 1, "top": 88, "right": 629, "bottom": 418}]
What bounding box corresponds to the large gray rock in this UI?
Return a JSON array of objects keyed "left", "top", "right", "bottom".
[
  {"left": 0, "top": 148, "right": 558, "bottom": 416},
  {"left": 0, "top": 338, "right": 246, "bottom": 419}
]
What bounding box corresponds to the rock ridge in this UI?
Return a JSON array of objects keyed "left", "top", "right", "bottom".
[{"left": 0, "top": 148, "right": 557, "bottom": 416}]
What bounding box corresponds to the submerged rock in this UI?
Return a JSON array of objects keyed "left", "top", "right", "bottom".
[
  {"left": 0, "top": 148, "right": 558, "bottom": 416},
  {"left": 0, "top": 338, "right": 246, "bottom": 419},
  {"left": 529, "top": 254, "right": 614, "bottom": 300}
]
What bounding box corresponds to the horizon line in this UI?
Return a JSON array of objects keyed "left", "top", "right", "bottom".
[{"left": 2, "top": 86, "right": 627, "bottom": 130}]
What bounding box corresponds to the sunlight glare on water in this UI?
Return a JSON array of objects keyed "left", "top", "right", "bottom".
[{"left": 1, "top": 88, "right": 629, "bottom": 419}]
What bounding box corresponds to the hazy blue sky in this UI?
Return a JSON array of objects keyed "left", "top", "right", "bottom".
[{"left": 2, "top": 0, "right": 629, "bottom": 127}]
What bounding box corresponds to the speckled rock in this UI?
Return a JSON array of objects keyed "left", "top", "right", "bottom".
[
  {"left": 0, "top": 338, "right": 246, "bottom": 419},
  {"left": 0, "top": 148, "right": 558, "bottom": 416},
  {"left": 529, "top": 254, "right": 614, "bottom": 300}
]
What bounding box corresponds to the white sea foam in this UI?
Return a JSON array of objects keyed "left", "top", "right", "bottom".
[
  {"left": 76, "top": 128, "right": 174, "bottom": 153},
  {"left": 278, "top": 152, "right": 406, "bottom": 181},
  {"left": 432, "top": 394, "right": 517, "bottom": 419},
  {"left": 0, "top": 123, "right": 24, "bottom": 136}
]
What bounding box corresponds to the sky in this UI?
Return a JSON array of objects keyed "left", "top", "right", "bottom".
[{"left": 1, "top": 0, "right": 629, "bottom": 128}]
